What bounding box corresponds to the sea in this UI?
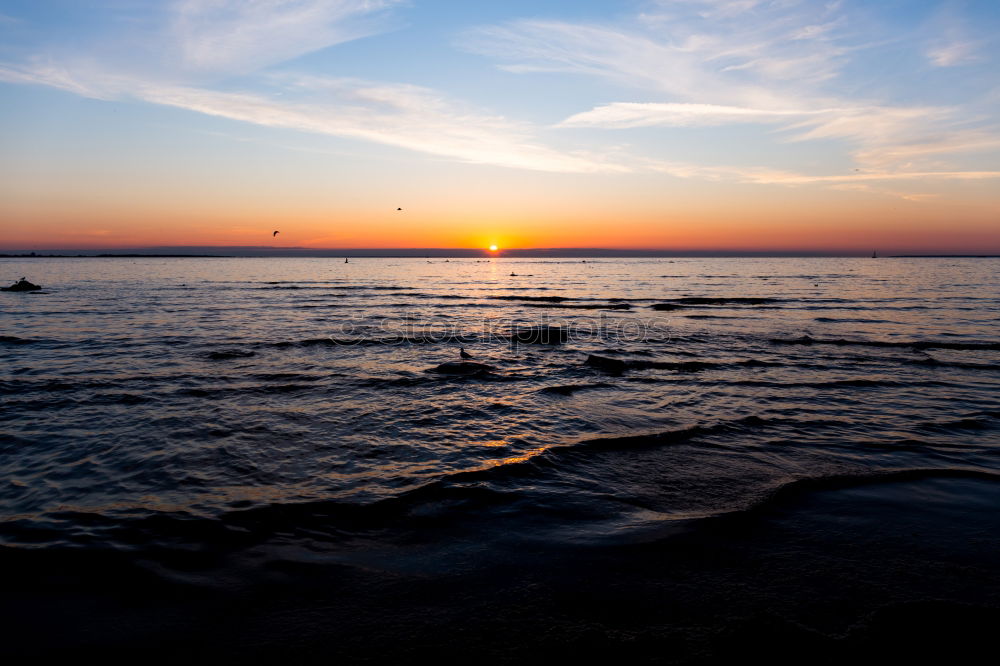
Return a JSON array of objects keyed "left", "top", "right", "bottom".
[{"left": 2, "top": 256, "right": 999, "bottom": 662}]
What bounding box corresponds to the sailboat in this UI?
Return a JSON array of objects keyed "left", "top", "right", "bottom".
[{"left": 872, "top": 249, "right": 878, "bottom": 258}]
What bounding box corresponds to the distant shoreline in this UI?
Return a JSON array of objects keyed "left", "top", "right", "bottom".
[
  {"left": 2, "top": 252, "right": 998, "bottom": 259},
  {"left": 0, "top": 253, "right": 235, "bottom": 258}
]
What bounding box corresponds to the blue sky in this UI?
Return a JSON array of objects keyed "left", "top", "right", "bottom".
[{"left": 1, "top": 1, "right": 998, "bottom": 250}]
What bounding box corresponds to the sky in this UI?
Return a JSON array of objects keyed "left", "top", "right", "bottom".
[{"left": 1, "top": 0, "right": 998, "bottom": 254}]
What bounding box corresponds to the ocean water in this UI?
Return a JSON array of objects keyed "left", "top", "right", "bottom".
[{"left": 2, "top": 256, "right": 1000, "bottom": 660}]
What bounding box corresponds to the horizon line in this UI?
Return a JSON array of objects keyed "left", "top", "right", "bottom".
[{"left": 2, "top": 246, "right": 998, "bottom": 259}]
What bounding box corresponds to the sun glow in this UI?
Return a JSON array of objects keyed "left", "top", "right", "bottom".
[{"left": 488, "top": 244, "right": 499, "bottom": 252}]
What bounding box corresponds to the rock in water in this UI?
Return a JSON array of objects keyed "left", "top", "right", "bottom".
[
  {"left": 428, "top": 361, "right": 495, "bottom": 375},
  {"left": 510, "top": 325, "right": 567, "bottom": 344},
  {"left": 1, "top": 278, "right": 42, "bottom": 292}
]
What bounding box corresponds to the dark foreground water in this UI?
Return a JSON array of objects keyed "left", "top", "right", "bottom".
[{"left": 2, "top": 257, "right": 999, "bottom": 663}]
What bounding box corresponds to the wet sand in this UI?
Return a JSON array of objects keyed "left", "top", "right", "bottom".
[{"left": 4, "top": 471, "right": 998, "bottom": 664}]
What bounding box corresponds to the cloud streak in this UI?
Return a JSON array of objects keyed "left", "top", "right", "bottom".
[
  {"left": 0, "top": 1, "right": 634, "bottom": 174},
  {"left": 139, "top": 76, "right": 630, "bottom": 173},
  {"left": 170, "top": 0, "right": 403, "bottom": 74},
  {"left": 0, "top": 58, "right": 630, "bottom": 174},
  {"left": 467, "top": 1, "right": 1000, "bottom": 176},
  {"left": 559, "top": 102, "right": 817, "bottom": 129}
]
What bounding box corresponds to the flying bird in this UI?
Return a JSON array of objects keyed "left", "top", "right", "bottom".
[{"left": 272, "top": 230, "right": 279, "bottom": 237}]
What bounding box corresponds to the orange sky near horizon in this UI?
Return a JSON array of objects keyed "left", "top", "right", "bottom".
[{"left": 3, "top": 175, "right": 997, "bottom": 253}]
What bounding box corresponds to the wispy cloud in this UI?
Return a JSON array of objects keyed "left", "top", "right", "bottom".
[
  {"left": 927, "top": 40, "right": 981, "bottom": 67},
  {"left": 641, "top": 159, "right": 1000, "bottom": 187},
  {"left": 923, "top": 10, "right": 984, "bottom": 67},
  {"left": 466, "top": 1, "right": 1000, "bottom": 177},
  {"left": 0, "top": 60, "right": 113, "bottom": 98},
  {"left": 0, "top": 1, "right": 633, "bottom": 174},
  {"left": 0, "top": 57, "right": 628, "bottom": 174},
  {"left": 169, "top": 0, "right": 403, "bottom": 74},
  {"left": 652, "top": 0, "right": 767, "bottom": 20},
  {"left": 828, "top": 182, "right": 940, "bottom": 202},
  {"left": 559, "top": 102, "right": 816, "bottom": 129},
  {"left": 465, "top": 0, "right": 849, "bottom": 104},
  {"left": 139, "top": 75, "right": 629, "bottom": 173}
]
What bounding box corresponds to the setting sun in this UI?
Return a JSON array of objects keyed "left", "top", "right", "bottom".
[{"left": 488, "top": 245, "right": 499, "bottom": 252}]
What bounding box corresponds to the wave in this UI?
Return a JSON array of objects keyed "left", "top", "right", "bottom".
[
  {"left": 1, "top": 378, "right": 120, "bottom": 393},
  {"left": 683, "top": 314, "right": 743, "bottom": 319},
  {"left": 905, "top": 358, "right": 1000, "bottom": 371},
  {"left": 291, "top": 334, "right": 478, "bottom": 346},
  {"left": 722, "top": 378, "right": 953, "bottom": 388},
  {"left": 260, "top": 283, "right": 415, "bottom": 290},
  {"left": 538, "top": 382, "right": 615, "bottom": 396},
  {"left": 1, "top": 391, "right": 156, "bottom": 413},
  {"left": 174, "top": 383, "right": 318, "bottom": 398},
  {"left": 517, "top": 302, "right": 632, "bottom": 310},
  {"left": 770, "top": 336, "right": 1000, "bottom": 351},
  {"left": 916, "top": 415, "right": 997, "bottom": 433},
  {"left": 585, "top": 354, "right": 781, "bottom": 373},
  {"left": 673, "top": 297, "right": 780, "bottom": 305},
  {"left": 731, "top": 468, "right": 1000, "bottom": 519},
  {"left": 0, "top": 336, "right": 35, "bottom": 345},
  {"left": 813, "top": 317, "right": 897, "bottom": 324},
  {"left": 206, "top": 350, "right": 256, "bottom": 360},
  {"left": 651, "top": 298, "right": 780, "bottom": 310},
  {"left": 247, "top": 372, "right": 325, "bottom": 382},
  {"left": 489, "top": 295, "right": 570, "bottom": 302}
]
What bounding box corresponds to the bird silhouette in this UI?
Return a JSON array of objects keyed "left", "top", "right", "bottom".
[
  {"left": 272, "top": 230, "right": 279, "bottom": 237},
  {"left": 460, "top": 347, "right": 473, "bottom": 359}
]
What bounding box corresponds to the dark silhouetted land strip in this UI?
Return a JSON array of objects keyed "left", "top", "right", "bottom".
[{"left": 0, "top": 253, "right": 232, "bottom": 258}]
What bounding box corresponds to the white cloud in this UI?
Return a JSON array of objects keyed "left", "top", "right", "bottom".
[
  {"left": 640, "top": 158, "right": 1000, "bottom": 186},
  {"left": 170, "top": 0, "right": 403, "bottom": 74},
  {"left": 0, "top": 58, "right": 630, "bottom": 174},
  {"left": 461, "top": 1, "right": 851, "bottom": 115},
  {"left": 138, "top": 75, "right": 630, "bottom": 173},
  {"left": 741, "top": 170, "right": 1000, "bottom": 185},
  {"left": 828, "top": 182, "right": 941, "bottom": 202},
  {"left": 927, "top": 40, "right": 980, "bottom": 67},
  {"left": 468, "top": 1, "right": 1000, "bottom": 175},
  {"left": 0, "top": 1, "right": 640, "bottom": 174},
  {"left": 558, "top": 102, "right": 814, "bottom": 128},
  {"left": 0, "top": 59, "right": 121, "bottom": 99}
]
